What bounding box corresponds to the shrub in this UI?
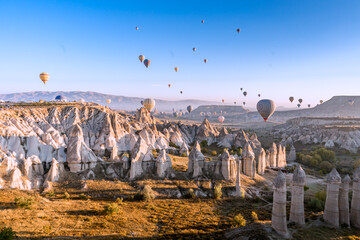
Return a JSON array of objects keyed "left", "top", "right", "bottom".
[
  {"left": 354, "top": 160, "right": 360, "bottom": 169},
  {"left": 308, "top": 198, "right": 324, "bottom": 212},
  {"left": 201, "top": 148, "right": 208, "bottom": 154},
  {"left": 214, "top": 184, "right": 222, "bottom": 200},
  {"left": 184, "top": 188, "right": 197, "bottom": 199},
  {"left": 200, "top": 140, "right": 208, "bottom": 148},
  {"left": 210, "top": 151, "right": 217, "bottom": 156},
  {"left": 63, "top": 192, "right": 70, "bottom": 200},
  {"left": 79, "top": 193, "right": 87, "bottom": 200},
  {"left": 115, "top": 198, "right": 124, "bottom": 205},
  {"left": 14, "top": 197, "right": 34, "bottom": 209},
  {"left": 251, "top": 211, "right": 258, "bottom": 221},
  {"left": 319, "top": 161, "right": 333, "bottom": 173},
  {"left": 316, "top": 147, "right": 335, "bottom": 163},
  {"left": 46, "top": 190, "right": 55, "bottom": 197},
  {"left": 304, "top": 185, "right": 309, "bottom": 191},
  {"left": 181, "top": 153, "right": 187, "bottom": 157},
  {"left": 0, "top": 227, "right": 16, "bottom": 240},
  {"left": 315, "top": 190, "right": 326, "bottom": 202},
  {"left": 169, "top": 142, "right": 178, "bottom": 148},
  {"left": 134, "top": 185, "right": 155, "bottom": 201},
  {"left": 237, "top": 148, "right": 243, "bottom": 156},
  {"left": 103, "top": 203, "right": 119, "bottom": 215},
  {"left": 232, "top": 213, "right": 246, "bottom": 227}
]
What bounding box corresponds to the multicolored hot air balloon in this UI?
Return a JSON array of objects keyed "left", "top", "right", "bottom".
[
  {"left": 222, "top": 99, "right": 224, "bottom": 103},
  {"left": 348, "top": 99, "right": 355, "bottom": 106},
  {"left": 204, "top": 59, "right": 207, "bottom": 63},
  {"left": 201, "top": 20, "right": 204, "bottom": 23},
  {"left": 298, "top": 98, "right": 303, "bottom": 104},
  {"left": 40, "top": 72, "right": 49, "bottom": 84},
  {"left": 168, "top": 84, "right": 171, "bottom": 88},
  {"left": 193, "top": 47, "right": 196, "bottom": 52},
  {"left": 213, "top": 112, "right": 217, "bottom": 116},
  {"left": 243, "top": 91, "right": 247, "bottom": 97},
  {"left": 106, "top": 99, "right": 111, "bottom": 104},
  {"left": 135, "top": 26, "right": 139, "bottom": 30},
  {"left": 173, "top": 112, "right": 178, "bottom": 118},
  {"left": 218, "top": 116, "right": 225, "bottom": 123},
  {"left": 174, "top": 67, "right": 178, "bottom": 72},
  {"left": 289, "top": 96, "right": 294, "bottom": 103},
  {"left": 143, "top": 59, "right": 150, "bottom": 68},
  {"left": 256, "top": 99, "right": 276, "bottom": 122},
  {"left": 55, "top": 95, "right": 66, "bottom": 101},
  {"left": 139, "top": 55, "right": 145, "bottom": 62},
  {"left": 187, "top": 105, "right": 193, "bottom": 113},
  {"left": 237, "top": 28, "right": 240, "bottom": 33},
  {"left": 143, "top": 98, "right": 155, "bottom": 112}
]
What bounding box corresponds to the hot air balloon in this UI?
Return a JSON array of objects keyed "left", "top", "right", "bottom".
[
  {"left": 178, "top": 112, "right": 183, "bottom": 117},
  {"left": 106, "top": 99, "right": 111, "bottom": 104},
  {"left": 143, "top": 59, "right": 150, "bottom": 68},
  {"left": 187, "top": 105, "right": 193, "bottom": 113},
  {"left": 174, "top": 67, "right": 178, "bottom": 72},
  {"left": 207, "top": 112, "right": 211, "bottom": 116},
  {"left": 140, "top": 100, "right": 144, "bottom": 105},
  {"left": 143, "top": 98, "right": 155, "bottom": 112},
  {"left": 180, "top": 91, "right": 183, "bottom": 94},
  {"left": 240, "top": 88, "right": 243, "bottom": 91},
  {"left": 237, "top": 28, "right": 240, "bottom": 33},
  {"left": 173, "top": 112, "right": 178, "bottom": 118},
  {"left": 139, "top": 55, "right": 145, "bottom": 62},
  {"left": 213, "top": 112, "right": 217, "bottom": 116},
  {"left": 218, "top": 116, "right": 225, "bottom": 123},
  {"left": 348, "top": 100, "right": 355, "bottom": 106},
  {"left": 193, "top": 48, "right": 196, "bottom": 52},
  {"left": 243, "top": 102, "right": 246, "bottom": 105},
  {"left": 243, "top": 91, "right": 247, "bottom": 97},
  {"left": 222, "top": 99, "right": 224, "bottom": 103},
  {"left": 257, "top": 99, "right": 276, "bottom": 121},
  {"left": 200, "top": 112, "right": 204, "bottom": 116},
  {"left": 289, "top": 96, "right": 294, "bottom": 103},
  {"left": 308, "top": 104, "right": 311, "bottom": 108},
  {"left": 298, "top": 99, "right": 303, "bottom": 104},
  {"left": 297, "top": 104, "right": 301, "bottom": 108},
  {"left": 135, "top": 26, "right": 139, "bottom": 30},
  {"left": 320, "top": 100, "right": 323, "bottom": 104},
  {"left": 40, "top": 72, "right": 49, "bottom": 84},
  {"left": 234, "top": 101, "right": 236, "bottom": 105},
  {"left": 168, "top": 84, "right": 171, "bottom": 88},
  {"left": 39, "top": 99, "right": 44, "bottom": 103},
  {"left": 79, "top": 99, "right": 85, "bottom": 103},
  {"left": 55, "top": 95, "right": 66, "bottom": 101},
  {"left": 201, "top": 20, "right": 204, "bottom": 23}
]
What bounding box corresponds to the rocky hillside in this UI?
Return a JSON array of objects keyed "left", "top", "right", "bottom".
[
  {"left": 0, "top": 104, "right": 286, "bottom": 190},
  {"left": 0, "top": 91, "right": 219, "bottom": 112}
]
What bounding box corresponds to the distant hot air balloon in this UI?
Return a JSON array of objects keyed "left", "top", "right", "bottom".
[
  {"left": 174, "top": 67, "right": 178, "bottom": 72},
  {"left": 144, "top": 59, "right": 150, "bottom": 68},
  {"left": 135, "top": 26, "right": 139, "bottom": 30},
  {"left": 200, "top": 112, "right": 204, "bottom": 116},
  {"left": 218, "top": 116, "right": 225, "bottom": 123},
  {"left": 243, "top": 91, "right": 247, "bottom": 97},
  {"left": 143, "top": 98, "right": 155, "bottom": 112},
  {"left": 140, "top": 100, "right": 144, "bottom": 105},
  {"left": 201, "top": 20, "right": 204, "bottom": 23},
  {"left": 178, "top": 112, "right": 183, "bottom": 117},
  {"left": 257, "top": 99, "right": 276, "bottom": 121},
  {"left": 55, "top": 95, "right": 66, "bottom": 101},
  {"left": 187, "top": 105, "right": 193, "bottom": 113},
  {"left": 139, "top": 55, "right": 145, "bottom": 62},
  {"left": 234, "top": 101, "right": 236, "bottom": 105},
  {"left": 193, "top": 47, "right": 196, "bottom": 52},
  {"left": 213, "top": 112, "right": 217, "bottom": 116},
  {"left": 348, "top": 100, "right": 355, "bottom": 106},
  {"left": 173, "top": 112, "right": 178, "bottom": 118},
  {"left": 204, "top": 59, "right": 207, "bottom": 63},
  {"left": 39, "top": 99, "right": 44, "bottom": 103},
  {"left": 289, "top": 96, "right": 294, "bottom": 103},
  {"left": 106, "top": 99, "right": 111, "bottom": 104},
  {"left": 40, "top": 72, "right": 49, "bottom": 84},
  {"left": 222, "top": 99, "right": 224, "bottom": 103},
  {"left": 79, "top": 98, "right": 85, "bottom": 103},
  {"left": 243, "top": 102, "right": 246, "bottom": 105},
  {"left": 240, "top": 88, "right": 243, "bottom": 91},
  {"left": 258, "top": 94, "right": 261, "bottom": 97},
  {"left": 207, "top": 112, "right": 211, "bottom": 116},
  {"left": 237, "top": 28, "right": 240, "bottom": 33},
  {"left": 297, "top": 104, "right": 301, "bottom": 108},
  {"left": 298, "top": 98, "right": 303, "bottom": 104},
  {"left": 308, "top": 104, "right": 311, "bottom": 108},
  {"left": 320, "top": 100, "right": 323, "bottom": 104},
  {"left": 180, "top": 91, "right": 183, "bottom": 94},
  {"left": 168, "top": 84, "right": 171, "bottom": 88}
]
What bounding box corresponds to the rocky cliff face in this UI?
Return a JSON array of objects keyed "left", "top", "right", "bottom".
[{"left": 0, "top": 105, "right": 286, "bottom": 190}]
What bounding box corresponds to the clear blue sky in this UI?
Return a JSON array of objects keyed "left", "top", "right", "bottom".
[{"left": 0, "top": 0, "right": 359, "bottom": 107}]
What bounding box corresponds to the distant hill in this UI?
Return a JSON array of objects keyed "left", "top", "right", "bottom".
[
  {"left": 0, "top": 91, "right": 220, "bottom": 112},
  {"left": 190, "top": 105, "right": 249, "bottom": 115}
]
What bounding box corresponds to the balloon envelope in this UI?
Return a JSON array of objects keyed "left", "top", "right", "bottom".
[
  {"left": 204, "top": 59, "right": 207, "bottom": 63},
  {"left": 193, "top": 48, "right": 196, "bottom": 52},
  {"left": 243, "top": 91, "right": 247, "bottom": 97},
  {"left": 106, "top": 99, "right": 111, "bottom": 104},
  {"left": 298, "top": 98, "right": 303, "bottom": 104},
  {"left": 218, "top": 116, "right": 225, "bottom": 123},
  {"left": 139, "top": 55, "right": 145, "bottom": 62},
  {"left": 40, "top": 72, "right": 49, "bottom": 84},
  {"left": 143, "top": 98, "right": 155, "bottom": 112},
  {"left": 187, "top": 105, "right": 193, "bottom": 113},
  {"left": 289, "top": 97, "right": 294, "bottom": 103},
  {"left": 174, "top": 67, "right": 178, "bottom": 72},
  {"left": 144, "top": 59, "right": 150, "bottom": 68},
  {"left": 348, "top": 100, "right": 354, "bottom": 105},
  {"left": 256, "top": 99, "right": 276, "bottom": 121}
]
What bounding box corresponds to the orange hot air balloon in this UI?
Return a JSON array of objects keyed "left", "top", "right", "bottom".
[
  {"left": 40, "top": 72, "right": 49, "bottom": 84},
  {"left": 174, "top": 67, "right": 178, "bottom": 72},
  {"left": 222, "top": 99, "right": 224, "bottom": 103},
  {"left": 201, "top": 20, "right": 204, "bottom": 23},
  {"left": 168, "top": 84, "right": 171, "bottom": 88},
  {"left": 204, "top": 59, "right": 207, "bottom": 63},
  {"left": 193, "top": 47, "right": 196, "bottom": 52},
  {"left": 135, "top": 26, "right": 139, "bottom": 30}
]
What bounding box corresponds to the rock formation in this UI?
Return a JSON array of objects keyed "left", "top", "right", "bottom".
[
  {"left": 269, "top": 143, "right": 277, "bottom": 167},
  {"left": 242, "top": 143, "right": 256, "bottom": 177},
  {"left": 272, "top": 170, "right": 288, "bottom": 236},
  {"left": 289, "top": 165, "right": 305, "bottom": 225},
  {"left": 257, "top": 148, "right": 266, "bottom": 175},
  {"left": 187, "top": 141, "right": 205, "bottom": 177},
  {"left": 156, "top": 149, "right": 172, "bottom": 178},
  {"left": 219, "top": 150, "right": 237, "bottom": 181},
  {"left": 235, "top": 159, "right": 242, "bottom": 197},
  {"left": 339, "top": 175, "right": 351, "bottom": 227},
  {"left": 288, "top": 145, "right": 296, "bottom": 162},
  {"left": 324, "top": 168, "right": 341, "bottom": 227},
  {"left": 351, "top": 167, "right": 360, "bottom": 228}
]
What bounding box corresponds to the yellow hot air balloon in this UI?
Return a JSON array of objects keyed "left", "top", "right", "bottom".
[
  {"left": 143, "top": 98, "right": 155, "bottom": 112},
  {"left": 106, "top": 99, "right": 111, "bottom": 104},
  {"left": 40, "top": 72, "right": 49, "bottom": 84},
  {"left": 139, "top": 55, "right": 145, "bottom": 62},
  {"left": 174, "top": 67, "right": 178, "bottom": 72}
]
